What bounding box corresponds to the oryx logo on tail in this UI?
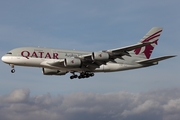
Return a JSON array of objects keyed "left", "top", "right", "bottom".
[{"left": 134, "top": 28, "right": 163, "bottom": 59}]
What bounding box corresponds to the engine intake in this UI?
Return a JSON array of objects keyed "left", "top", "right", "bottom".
[
  {"left": 42, "top": 68, "right": 67, "bottom": 75},
  {"left": 92, "top": 52, "right": 109, "bottom": 61},
  {"left": 64, "top": 58, "right": 82, "bottom": 67}
]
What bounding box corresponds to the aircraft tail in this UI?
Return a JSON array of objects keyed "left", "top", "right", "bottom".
[{"left": 131, "top": 27, "right": 163, "bottom": 59}]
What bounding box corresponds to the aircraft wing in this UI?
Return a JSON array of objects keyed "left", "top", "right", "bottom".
[
  {"left": 105, "top": 42, "right": 153, "bottom": 54},
  {"left": 79, "top": 42, "right": 153, "bottom": 60},
  {"left": 136, "top": 55, "right": 176, "bottom": 64}
]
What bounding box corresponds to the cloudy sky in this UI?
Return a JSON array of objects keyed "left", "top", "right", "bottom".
[{"left": 0, "top": 0, "right": 180, "bottom": 120}]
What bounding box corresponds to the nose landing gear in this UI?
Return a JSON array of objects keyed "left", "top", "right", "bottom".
[
  {"left": 11, "top": 69, "right": 15, "bottom": 73},
  {"left": 10, "top": 64, "right": 15, "bottom": 73}
]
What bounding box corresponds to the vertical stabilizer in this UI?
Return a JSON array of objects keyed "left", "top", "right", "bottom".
[{"left": 132, "top": 27, "right": 163, "bottom": 59}]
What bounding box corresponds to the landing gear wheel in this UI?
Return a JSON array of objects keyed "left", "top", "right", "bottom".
[
  {"left": 74, "top": 75, "right": 78, "bottom": 78},
  {"left": 70, "top": 75, "right": 78, "bottom": 79},
  {"left": 70, "top": 72, "right": 79, "bottom": 79},
  {"left": 90, "top": 73, "right": 94, "bottom": 77},
  {"left": 11, "top": 69, "right": 15, "bottom": 73}
]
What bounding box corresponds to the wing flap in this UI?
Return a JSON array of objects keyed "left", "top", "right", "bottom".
[{"left": 136, "top": 55, "right": 176, "bottom": 64}]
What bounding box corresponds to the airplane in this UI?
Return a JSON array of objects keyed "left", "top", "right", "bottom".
[{"left": 1, "top": 27, "right": 176, "bottom": 79}]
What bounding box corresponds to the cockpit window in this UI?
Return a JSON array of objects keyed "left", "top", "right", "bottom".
[{"left": 7, "top": 52, "right": 12, "bottom": 54}]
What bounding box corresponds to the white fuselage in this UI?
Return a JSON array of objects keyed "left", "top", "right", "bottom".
[{"left": 1, "top": 47, "right": 151, "bottom": 73}]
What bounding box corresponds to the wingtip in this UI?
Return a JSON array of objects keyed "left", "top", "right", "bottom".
[
  {"left": 166, "top": 55, "right": 177, "bottom": 59},
  {"left": 171, "top": 55, "right": 177, "bottom": 57}
]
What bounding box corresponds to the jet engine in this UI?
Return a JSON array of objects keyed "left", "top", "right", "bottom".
[
  {"left": 64, "top": 58, "right": 82, "bottom": 67},
  {"left": 92, "top": 52, "right": 109, "bottom": 61},
  {"left": 42, "top": 68, "right": 67, "bottom": 75}
]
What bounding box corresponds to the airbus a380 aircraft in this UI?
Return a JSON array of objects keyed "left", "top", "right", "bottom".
[{"left": 1, "top": 27, "right": 176, "bottom": 79}]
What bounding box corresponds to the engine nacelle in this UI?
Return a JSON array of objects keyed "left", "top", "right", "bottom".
[
  {"left": 42, "top": 68, "right": 67, "bottom": 75},
  {"left": 64, "top": 58, "right": 82, "bottom": 67},
  {"left": 92, "top": 52, "right": 109, "bottom": 61}
]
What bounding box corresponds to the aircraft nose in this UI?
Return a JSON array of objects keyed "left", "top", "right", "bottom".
[{"left": 1, "top": 56, "right": 8, "bottom": 63}]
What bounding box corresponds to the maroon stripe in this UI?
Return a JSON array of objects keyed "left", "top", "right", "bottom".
[
  {"left": 147, "top": 30, "right": 162, "bottom": 39},
  {"left": 143, "top": 34, "right": 160, "bottom": 42},
  {"left": 142, "top": 30, "right": 162, "bottom": 42}
]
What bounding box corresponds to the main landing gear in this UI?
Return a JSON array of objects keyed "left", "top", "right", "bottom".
[
  {"left": 10, "top": 64, "right": 15, "bottom": 73},
  {"left": 70, "top": 72, "right": 94, "bottom": 79},
  {"left": 70, "top": 73, "right": 78, "bottom": 79}
]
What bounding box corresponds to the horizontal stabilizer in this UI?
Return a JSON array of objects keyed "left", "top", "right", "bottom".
[{"left": 136, "top": 55, "right": 176, "bottom": 64}]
